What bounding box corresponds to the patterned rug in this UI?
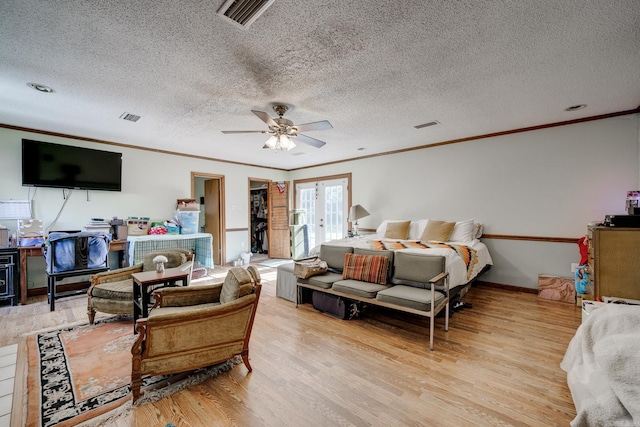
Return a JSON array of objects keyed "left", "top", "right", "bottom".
[{"left": 26, "top": 317, "right": 239, "bottom": 427}]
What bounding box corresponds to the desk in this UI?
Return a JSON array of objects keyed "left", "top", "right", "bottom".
[
  {"left": 127, "top": 233, "right": 213, "bottom": 268},
  {"left": 131, "top": 268, "right": 189, "bottom": 331},
  {"left": 18, "top": 240, "right": 127, "bottom": 305}
]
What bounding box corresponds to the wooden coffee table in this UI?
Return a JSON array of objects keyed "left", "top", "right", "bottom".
[{"left": 131, "top": 267, "right": 189, "bottom": 331}]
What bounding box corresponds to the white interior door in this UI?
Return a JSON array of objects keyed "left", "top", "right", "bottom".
[{"left": 296, "top": 178, "right": 348, "bottom": 248}]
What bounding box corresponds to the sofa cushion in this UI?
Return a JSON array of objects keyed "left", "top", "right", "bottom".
[
  {"left": 383, "top": 220, "right": 411, "bottom": 239},
  {"left": 91, "top": 279, "right": 134, "bottom": 300},
  {"left": 420, "top": 220, "right": 455, "bottom": 242},
  {"left": 220, "top": 267, "right": 253, "bottom": 304},
  {"left": 320, "top": 245, "right": 354, "bottom": 271},
  {"left": 354, "top": 248, "right": 394, "bottom": 280},
  {"left": 300, "top": 272, "right": 343, "bottom": 289},
  {"left": 342, "top": 253, "right": 389, "bottom": 285},
  {"left": 392, "top": 252, "right": 445, "bottom": 288},
  {"left": 332, "top": 280, "right": 390, "bottom": 299},
  {"left": 376, "top": 285, "right": 446, "bottom": 311}
]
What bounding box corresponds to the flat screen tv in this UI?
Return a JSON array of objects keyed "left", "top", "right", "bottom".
[{"left": 22, "top": 139, "right": 122, "bottom": 191}]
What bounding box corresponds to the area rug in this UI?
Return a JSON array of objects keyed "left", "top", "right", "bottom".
[{"left": 26, "top": 317, "right": 240, "bottom": 427}]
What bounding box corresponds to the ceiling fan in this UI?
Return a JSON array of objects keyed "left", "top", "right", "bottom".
[{"left": 222, "top": 105, "right": 332, "bottom": 151}]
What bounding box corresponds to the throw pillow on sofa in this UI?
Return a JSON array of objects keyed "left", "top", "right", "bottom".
[{"left": 342, "top": 253, "right": 389, "bottom": 285}]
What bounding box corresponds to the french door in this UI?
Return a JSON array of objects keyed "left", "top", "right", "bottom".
[{"left": 295, "top": 177, "right": 349, "bottom": 248}]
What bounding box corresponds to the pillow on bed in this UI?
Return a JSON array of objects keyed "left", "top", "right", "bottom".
[
  {"left": 342, "top": 253, "right": 390, "bottom": 285},
  {"left": 449, "top": 219, "right": 476, "bottom": 242},
  {"left": 384, "top": 221, "right": 411, "bottom": 239},
  {"left": 420, "top": 220, "right": 455, "bottom": 242},
  {"left": 408, "top": 219, "right": 429, "bottom": 240},
  {"left": 376, "top": 220, "right": 404, "bottom": 236}
]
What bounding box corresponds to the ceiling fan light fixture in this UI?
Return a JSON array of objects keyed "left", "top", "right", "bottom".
[
  {"left": 264, "top": 135, "right": 277, "bottom": 149},
  {"left": 283, "top": 135, "right": 293, "bottom": 150},
  {"left": 223, "top": 104, "right": 329, "bottom": 150},
  {"left": 264, "top": 134, "right": 295, "bottom": 151}
]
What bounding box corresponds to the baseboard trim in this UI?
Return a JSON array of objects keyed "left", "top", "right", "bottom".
[{"left": 476, "top": 280, "right": 538, "bottom": 294}]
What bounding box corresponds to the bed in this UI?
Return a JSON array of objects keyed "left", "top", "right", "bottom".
[
  {"left": 309, "top": 218, "right": 493, "bottom": 299},
  {"left": 561, "top": 303, "right": 640, "bottom": 427}
]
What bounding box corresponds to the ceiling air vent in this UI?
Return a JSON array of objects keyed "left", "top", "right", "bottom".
[
  {"left": 120, "top": 112, "right": 141, "bottom": 122},
  {"left": 217, "top": 0, "right": 275, "bottom": 29},
  {"left": 414, "top": 120, "right": 440, "bottom": 129}
]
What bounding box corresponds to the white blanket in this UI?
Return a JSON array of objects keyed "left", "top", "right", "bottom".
[
  {"left": 561, "top": 304, "right": 640, "bottom": 427},
  {"left": 310, "top": 236, "right": 493, "bottom": 289}
]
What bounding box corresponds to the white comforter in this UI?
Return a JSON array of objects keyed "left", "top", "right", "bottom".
[
  {"left": 310, "top": 236, "right": 493, "bottom": 289},
  {"left": 561, "top": 304, "right": 640, "bottom": 427}
]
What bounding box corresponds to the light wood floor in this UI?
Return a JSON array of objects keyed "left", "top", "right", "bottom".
[{"left": 0, "top": 265, "right": 582, "bottom": 426}]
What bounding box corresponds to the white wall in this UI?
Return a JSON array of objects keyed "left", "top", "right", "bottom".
[
  {"left": 290, "top": 115, "right": 640, "bottom": 288},
  {"left": 0, "top": 127, "right": 288, "bottom": 287},
  {"left": 2, "top": 114, "right": 638, "bottom": 289}
]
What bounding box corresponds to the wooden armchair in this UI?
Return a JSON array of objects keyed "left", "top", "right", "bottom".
[
  {"left": 87, "top": 249, "right": 193, "bottom": 324},
  {"left": 131, "top": 265, "right": 262, "bottom": 403}
]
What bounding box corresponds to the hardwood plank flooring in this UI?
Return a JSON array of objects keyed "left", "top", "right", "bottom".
[{"left": 0, "top": 265, "right": 581, "bottom": 426}]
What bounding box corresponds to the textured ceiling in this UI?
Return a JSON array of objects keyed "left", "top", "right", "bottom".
[{"left": 1, "top": 0, "right": 639, "bottom": 170}]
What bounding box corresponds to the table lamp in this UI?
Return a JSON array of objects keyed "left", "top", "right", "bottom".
[{"left": 349, "top": 204, "right": 370, "bottom": 236}]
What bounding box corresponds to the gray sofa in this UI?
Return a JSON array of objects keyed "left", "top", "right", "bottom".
[{"left": 296, "top": 244, "right": 449, "bottom": 350}]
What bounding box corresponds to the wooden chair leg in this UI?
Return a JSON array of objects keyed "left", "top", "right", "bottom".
[
  {"left": 131, "top": 373, "right": 142, "bottom": 403},
  {"left": 241, "top": 349, "right": 252, "bottom": 372},
  {"left": 87, "top": 307, "right": 96, "bottom": 324}
]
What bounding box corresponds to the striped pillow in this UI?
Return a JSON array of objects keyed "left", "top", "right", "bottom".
[{"left": 342, "top": 253, "right": 389, "bottom": 285}]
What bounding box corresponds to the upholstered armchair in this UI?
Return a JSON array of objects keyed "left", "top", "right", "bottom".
[
  {"left": 131, "top": 266, "right": 262, "bottom": 403},
  {"left": 87, "top": 249, "right": 194, "bottom": 324}
]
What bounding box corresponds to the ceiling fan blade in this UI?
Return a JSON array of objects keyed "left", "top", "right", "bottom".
[
  {"left": 251, "top": 110, "right": 278, "bottom": 127},
  {"left": 294, "top": 120, "right": 333, "bottom": 132},
  {"left": 295, "top": 133, "right": 326, "bottom": 148},
  {"left": 221, "top": 130, "right": 266, "bottom": 134}
]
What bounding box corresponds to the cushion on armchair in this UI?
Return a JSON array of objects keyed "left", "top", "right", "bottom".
[
  {"left": 142, "top": 251, "right": 187, "bottom": 271},
  {"left": 220, "top": 267, "right": 254, "bottom": 304},
  {"left": 90, "top": 279, "right": 133, "bottom": 300}
]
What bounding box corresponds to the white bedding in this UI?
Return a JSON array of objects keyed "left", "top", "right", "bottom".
[
  {"left": 561, "top": 304, "right": 640, "bottom": 427},
  {"left": 309, "top": 235, "right": 493, "bottom": 289}
]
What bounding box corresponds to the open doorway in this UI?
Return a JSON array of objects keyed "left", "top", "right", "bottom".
[
  {"left": 248, "top": 178, "right": 291, "bottom": 262},
  {"left": 192, "top": 172, "right": 225, "bottom": 266},
  {"left": 249, "top": 179, "right": 269, "bottom": 263}
]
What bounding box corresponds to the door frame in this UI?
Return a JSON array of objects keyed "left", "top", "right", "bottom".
[
  {"left": 293, "top": 173, "right": 352, "bottom": 242},
  {"left": 191, "top": 172, "right": 225, "bottom": 266}
]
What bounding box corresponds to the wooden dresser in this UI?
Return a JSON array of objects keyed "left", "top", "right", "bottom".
[{"left": 587, "top": 226, "right": 640, "bottom": 300}]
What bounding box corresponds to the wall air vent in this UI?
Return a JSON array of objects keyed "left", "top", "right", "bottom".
[
  {"left": 414, "top": 120, "right": 440, "bottom": 129},
  {"left": 217, "top": 0, "right": 275, "bottom": 30},
  {"left": 120, "top": 112, "right": 141, "bottom": 122}
]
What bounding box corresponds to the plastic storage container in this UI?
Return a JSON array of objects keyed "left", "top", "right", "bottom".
[{"left": 179, "top": 211, "right": 199, "bottom": 234}]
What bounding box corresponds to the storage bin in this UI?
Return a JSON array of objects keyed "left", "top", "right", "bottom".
[
  {"left": 127, "top": 218, "right": 149, "bottom": 236},
  {"left": 179, "top": 211, "right": 199, "bottom": 234},
  {"left": 166, "top": 223, "right": 180, "bottom": 235}
]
